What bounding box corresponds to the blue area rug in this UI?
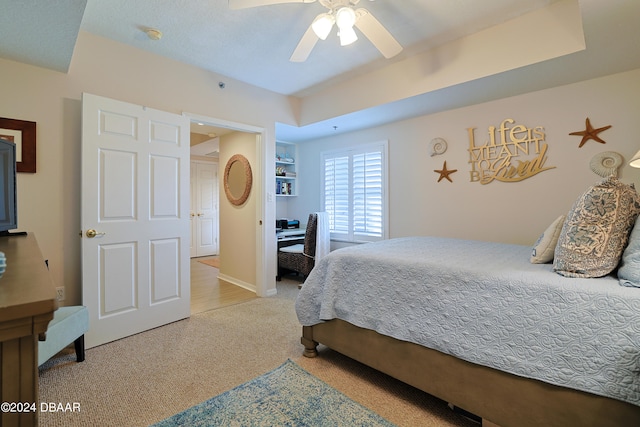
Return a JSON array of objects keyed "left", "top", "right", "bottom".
[{"left": 152, "top": 359, "right": 395, "bottom": 426}]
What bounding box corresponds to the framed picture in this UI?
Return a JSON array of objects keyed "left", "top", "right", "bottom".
[{"left": 0, "top": 117, "right": 36, "bottom": 173}]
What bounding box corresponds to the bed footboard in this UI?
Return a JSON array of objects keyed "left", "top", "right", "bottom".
[{"left": 302, "top": 320, "right": 640, "bottom": 427}]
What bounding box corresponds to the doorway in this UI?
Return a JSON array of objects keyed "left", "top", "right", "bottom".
[{"left": 187, "top": 114, "right": 266, "bottom": 313}]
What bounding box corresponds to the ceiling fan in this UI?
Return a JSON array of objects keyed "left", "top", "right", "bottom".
[{"left": 229, "top": 0, "right": 403, "bottom": 62}]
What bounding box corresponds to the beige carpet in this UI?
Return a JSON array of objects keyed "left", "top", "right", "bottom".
[
  {"left": 38, "top": 279, "right": 475, "bottom": 427},
  {"left": 197, "top": 256, "right": 219, "bottom": 268}
]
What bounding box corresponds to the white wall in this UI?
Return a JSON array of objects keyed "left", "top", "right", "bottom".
[
  {"left": 289, "top": 68, "right": 640, "bottom": 247},
  {"left": 0, "top": 31, "right": 293, "bottom": 304}
]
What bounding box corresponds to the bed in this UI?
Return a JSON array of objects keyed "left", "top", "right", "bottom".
[{"left": 295, "top": 236, "right": 640, "bottom": 427}]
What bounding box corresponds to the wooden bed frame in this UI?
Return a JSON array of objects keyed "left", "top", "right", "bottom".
[{"left": 302, "top": 319, "right": 640, "bottom": 427}]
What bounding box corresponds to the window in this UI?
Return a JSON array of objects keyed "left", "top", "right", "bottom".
[{"left": 322, "top": 141, "right": 388, "bottom": 242}]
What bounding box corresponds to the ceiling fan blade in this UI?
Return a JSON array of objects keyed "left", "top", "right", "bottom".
[
  {"left": 354, "top": 8, "right": 403, "bottom": 59},
  {"left": 290, "top": 24, "right": 319, "bottom": 62},
  {"left": 229, "top": 0, "right": 316, "bottom": 9}
]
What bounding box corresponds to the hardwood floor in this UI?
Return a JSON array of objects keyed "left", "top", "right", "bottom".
[{"left": 190, "top": 256, "right": 257, "bottom": 314}]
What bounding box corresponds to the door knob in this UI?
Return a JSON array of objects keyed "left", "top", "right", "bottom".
[{"left": 86, "top": 229, "right": 106, "bottom": 238}]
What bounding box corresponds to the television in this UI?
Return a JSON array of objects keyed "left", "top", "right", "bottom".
[{"left": 0, "top": 138, "right": 17, "bottom": 235}]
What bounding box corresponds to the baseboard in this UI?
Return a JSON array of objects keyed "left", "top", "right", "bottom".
[
  {"left": 264, "top": 287, "right": 278, "bottom": 297},
  {"left": 217, "top": 273, "right": 256, "bottom": 293}
]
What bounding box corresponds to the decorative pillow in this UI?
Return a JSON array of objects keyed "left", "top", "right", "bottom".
[
  {"left": 618, "top": 217, "right": 640, "bottom": 287},
  {"left": 553, "top": 176, "right": 640, "bottom": 278},
  {"left": 530, "top": 215, "right": 566, "bottom": 264}
]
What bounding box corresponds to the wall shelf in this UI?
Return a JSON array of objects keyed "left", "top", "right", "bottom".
[{"left": 276, "top": 141, "right": 297, "bottom": 197}]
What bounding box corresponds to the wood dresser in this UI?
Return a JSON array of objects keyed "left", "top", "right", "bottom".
[{"left": 0, "top": 233, "right": 56, "bottom": 427}]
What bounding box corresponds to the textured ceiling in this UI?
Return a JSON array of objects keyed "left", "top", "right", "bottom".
[
  {"left": 2, "top": 0, "right": 554, "bottom": 96},
  {"left": 80, "top": 0, "right": 558, "bottom": 97},
  {"left": 1, "top": 1, "right": 640, "bottom": 142},
  {"left": 0, "top": 0, "right": 87, "bottom": 72}
]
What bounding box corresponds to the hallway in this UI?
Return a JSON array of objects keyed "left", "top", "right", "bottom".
[{"left": 190, "top": 256, "right": 257, "bottom": 314}]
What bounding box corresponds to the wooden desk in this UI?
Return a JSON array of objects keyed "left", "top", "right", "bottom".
[{"left": 0, "top": 233, "right": 57, "bottom": 427}]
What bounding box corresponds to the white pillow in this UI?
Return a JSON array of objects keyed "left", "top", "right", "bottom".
[
  {"left": 530, "top": 215, "right": 565, "bottom": 264},
  {"left": 618, "top": 216, "right": 640, "bottom": 287}
]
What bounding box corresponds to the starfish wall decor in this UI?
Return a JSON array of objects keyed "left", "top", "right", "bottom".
[
  {"left": 569, "top": 118, "right": 612, "bottom": 147},
  {"left": 434, "top": 161, "right": 457, "bottom": 183}
]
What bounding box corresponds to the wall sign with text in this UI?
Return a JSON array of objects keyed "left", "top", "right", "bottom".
[{"left": 467, "top": 118, "right": 555, "bottom": 184}]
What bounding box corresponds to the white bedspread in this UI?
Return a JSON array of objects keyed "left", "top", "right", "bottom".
[{"left": 295, "top": 237, "right": 640, "bottom": 406}]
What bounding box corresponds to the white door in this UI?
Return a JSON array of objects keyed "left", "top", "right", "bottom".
[
  {"left": 81, "top": 93, "right": 191, "bottom": 348},
  {"left": 190, "top": 161, "right": 218, "bottom": 257},
  {"left": 190, "top": 164, "right": 198, "bottom": 257}
]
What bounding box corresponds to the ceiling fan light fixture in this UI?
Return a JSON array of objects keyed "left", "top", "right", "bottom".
[
  {"left": 286, "top": 0, "right": 402, "bottom": 62},
  {"left": 338, "top": 26, "right": 358, "bottom": 46},
  {"left": 336, "top": 7, "right": 357, "bottom": 46},
  {"left": 312, "top": 13, "right": 335, "bottom": 40},
  {"left": 335, "top": 7, "right": 356, "bottom": 29}
]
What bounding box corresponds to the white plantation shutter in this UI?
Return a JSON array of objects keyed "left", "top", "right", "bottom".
[
  {"left": 353, "top": 151, "right": 383, "bottom": 237},
  {"left": 322, "top": 141, "right": 387, "bottom": 242},
  {"left": 324, "top": 155, "right": 349, "bottom": 234}
]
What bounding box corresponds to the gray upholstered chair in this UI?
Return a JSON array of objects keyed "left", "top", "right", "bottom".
[{"left": 277, "top": 213, "right": 318, "bottom": 281}]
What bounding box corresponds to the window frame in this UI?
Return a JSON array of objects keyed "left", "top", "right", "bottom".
[{"left": 321, "top": 140, "right": 389, "bottom": 243}]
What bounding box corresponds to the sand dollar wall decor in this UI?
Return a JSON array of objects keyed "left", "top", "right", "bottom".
[
  {"left": 224, "top": 154, "right": 253, "bottom": 206},
  {"left": 590, "top": 151, "right": 623, "bottom": 177},
  {"left": 429, "top": 137, "right": 448, "bottom": 156}
]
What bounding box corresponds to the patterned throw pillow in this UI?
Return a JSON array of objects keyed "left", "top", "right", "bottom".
[
  {"left": 618, "top": 217, "right": 640, "bottom": 287},
  {"left": 553, "top": 176, "right": 640, "bottom": 278},
  {"left": 530, "top": 215, "right": 566, "bottom": 264}
]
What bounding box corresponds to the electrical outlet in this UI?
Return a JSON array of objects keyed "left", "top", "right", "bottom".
[{"left": 55, "top": 286, "right": 65, "bottom": 301}]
